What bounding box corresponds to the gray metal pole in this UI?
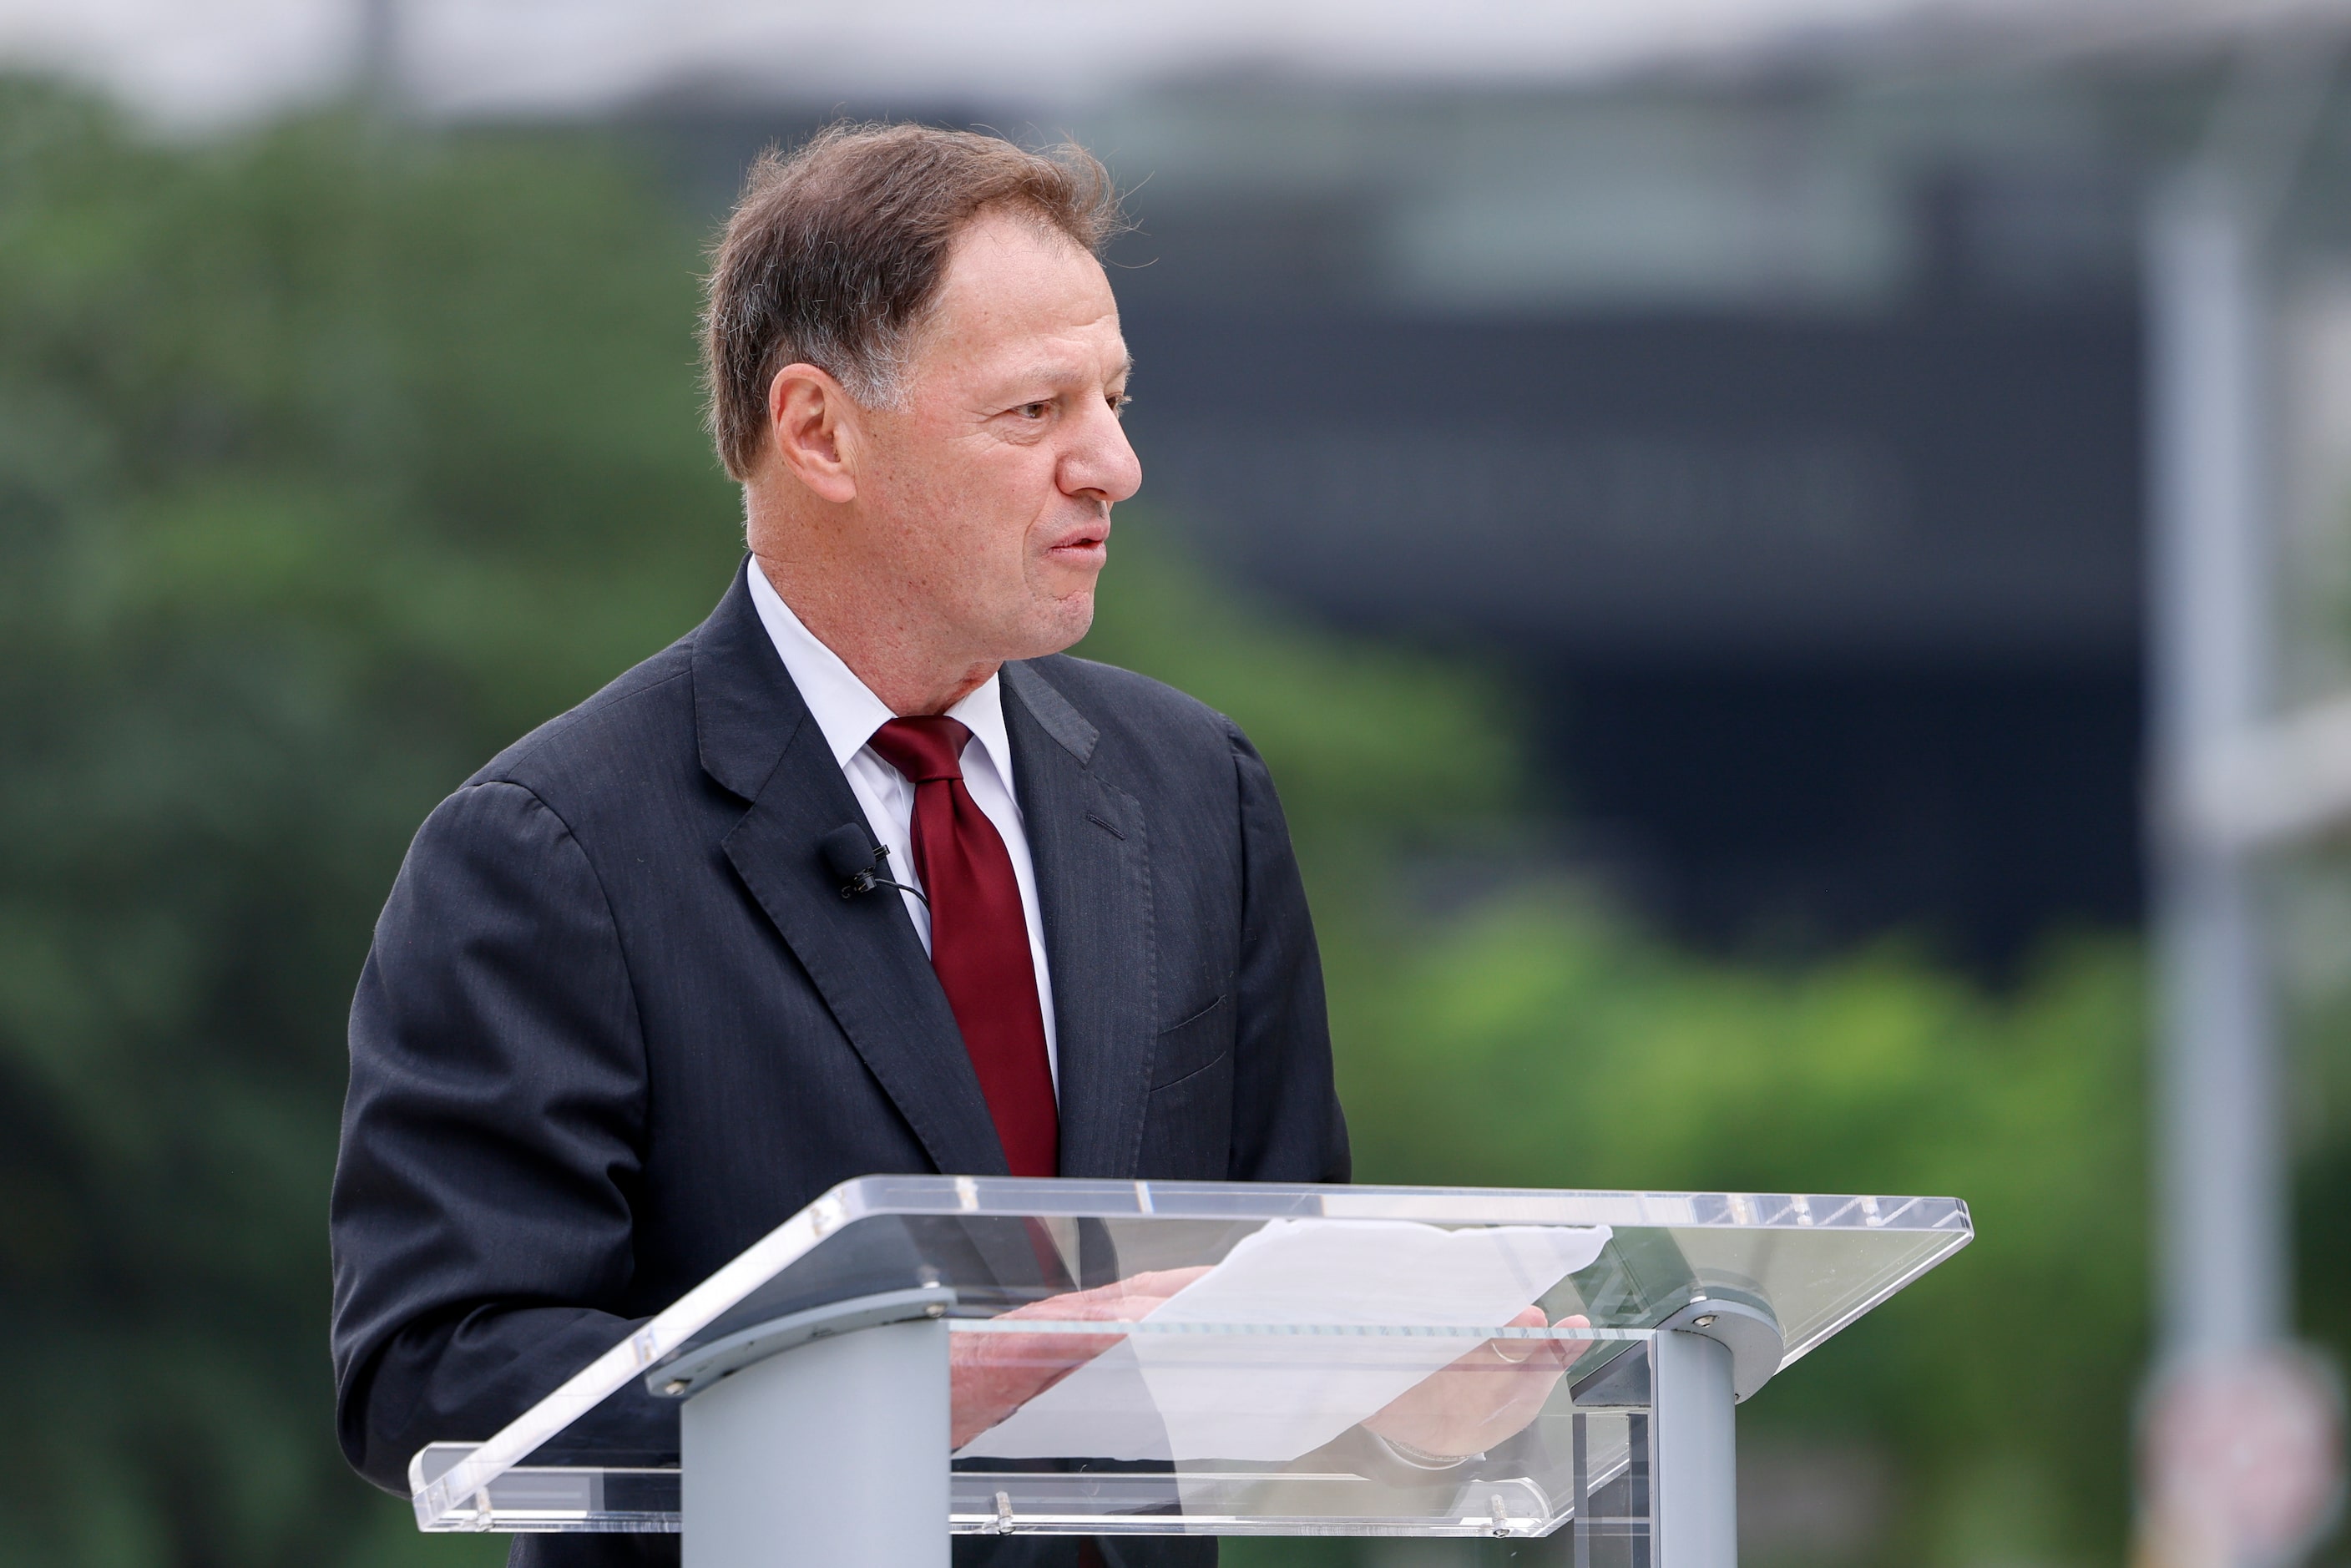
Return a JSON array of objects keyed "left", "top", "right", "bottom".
[
  {"left": 1651, "top": 1330, "right": 1737, "bottom": 1568},
  {"left": 680, "top": 1318, "right": 951, "bottom": 1568},
  {"left": 2147, "top": 170, "right": 2288, "bottom": 1363},
  {"left": 354, "top": 0, "right": 401, "bottom": 109}
]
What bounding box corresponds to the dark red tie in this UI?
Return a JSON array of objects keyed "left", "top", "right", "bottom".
[{"left": 867, "top": 716, "right": 1059, "bottom": 1177}]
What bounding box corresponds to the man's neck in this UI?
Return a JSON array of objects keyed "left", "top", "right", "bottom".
[{"left": 751, "top": 551, "right": 996, "bottom": 718}]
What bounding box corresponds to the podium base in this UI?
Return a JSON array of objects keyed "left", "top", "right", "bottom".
[{"left": 680, "top": 1316, "right": 950, "bottom": 1568}]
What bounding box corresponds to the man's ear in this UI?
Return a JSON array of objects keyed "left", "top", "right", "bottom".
[{"left": 766, "top": 363, "right": 861, "bottom": 504}]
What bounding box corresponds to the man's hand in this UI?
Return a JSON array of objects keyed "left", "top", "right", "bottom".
[
  {"left": 1361, "top": 1309, "right": 1594, "bottom": 1462},
  {"left": 949, "top": 1267, "right": 1211, "bottom": 1448}
]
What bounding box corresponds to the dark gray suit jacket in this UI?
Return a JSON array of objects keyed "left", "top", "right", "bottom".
[{"left": 329, "top": 563, "right": 1350, "bottom": 1566}]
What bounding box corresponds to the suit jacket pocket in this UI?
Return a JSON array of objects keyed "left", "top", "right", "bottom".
[
  {"left": 1149, "top": 994, "right": 1231, "bottom": 1090},
  {"left": 1138, "top": 994, "right": 1235, "bottom": 1181}
]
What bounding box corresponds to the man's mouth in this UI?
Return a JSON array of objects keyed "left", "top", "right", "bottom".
[{"left": 1046, "top": 521, "right": 1110, "bottom": 560}]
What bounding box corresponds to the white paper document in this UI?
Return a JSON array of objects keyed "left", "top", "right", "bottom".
[{"left": 955, "top": 1217, "right": 1612, "bottom": 1462}]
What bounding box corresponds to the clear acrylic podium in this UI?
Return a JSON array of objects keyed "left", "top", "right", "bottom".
[{"left": 409, "top": 1179, "right": 1969, "bottom": 1565}]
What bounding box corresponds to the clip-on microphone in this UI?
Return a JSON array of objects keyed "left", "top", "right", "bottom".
[{"left": 819, "top": 823, "right": 928, "bottom": 907}]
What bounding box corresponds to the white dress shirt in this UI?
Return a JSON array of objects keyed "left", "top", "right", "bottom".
[{"left": 746, "top": 564, "right": 1059, "bottom": 1088}]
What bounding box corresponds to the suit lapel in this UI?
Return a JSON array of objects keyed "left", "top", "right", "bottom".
[
  {"left": 695, "top": 564, "right": 1007, "bottom": 1178},
  {"left": 1002, "top": 660, "right": 1156, "bottom": 1179}
]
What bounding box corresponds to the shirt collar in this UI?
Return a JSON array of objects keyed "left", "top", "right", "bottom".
[{"left": 746, "top": 560, "right": 1016, "bottom": 789}]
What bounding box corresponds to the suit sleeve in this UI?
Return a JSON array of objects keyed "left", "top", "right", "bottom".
[
  {"left": 330, "top": 779, "right": 675, "bottom": 1495},
  {"left": 1223, "top": 725, "right": 1352, "bottom": 1184}
]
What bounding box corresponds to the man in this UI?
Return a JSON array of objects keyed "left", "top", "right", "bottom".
[{"left": 330, "top": 124, "right": 1349, "bottom": 1567}]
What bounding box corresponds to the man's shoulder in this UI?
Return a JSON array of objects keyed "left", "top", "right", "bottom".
[
  {"left": 1009, "top": 653, "right": 1270, "bottom": 822},
  {"left": 466, "top": 634, "right": 701, "bottom": 805},
  {"left": 1014, "top": 652, "right": 1237, "bottom": 753}
]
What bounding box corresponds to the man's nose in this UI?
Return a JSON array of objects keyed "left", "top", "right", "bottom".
[{"left": 1062, "top": 402, "right": 1143, "bottom": 505}]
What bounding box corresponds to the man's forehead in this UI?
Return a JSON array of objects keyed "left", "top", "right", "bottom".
[
  {"left": 932, "top": 217, "right": 1115, "bottom": 319},
  {"left": 923, "top": 299, "right": 1130, "bottom": 387},
  {"left": 1003, "top": 348, "right": 1132, "bottom": 385}
]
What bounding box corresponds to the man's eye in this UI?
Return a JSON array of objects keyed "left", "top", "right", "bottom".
[
  {"left": 1108, "top": 392, "right": 1130, "bottom": 417},
  {"left": 1018, "top": 401, "right": 1051, "bottom": 420}
]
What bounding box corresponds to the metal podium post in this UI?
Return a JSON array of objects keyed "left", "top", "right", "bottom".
[
  {"left": 1652, "top": 1328, "right": 1737, "bottom": 1567},
  {"left": 1646, "top": 1296, "right": 1777, "bottom": 1567},
  {"left": 661, "top": 1287, "right": 955, "bottom": 1568}
]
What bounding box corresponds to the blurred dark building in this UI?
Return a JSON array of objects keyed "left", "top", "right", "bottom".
[
  {"left": 649, "top": 78, "right": 2151, "bottom": 970},
  {"left": 1127, "top": 301, "right": 2141, "bottom": 967}
]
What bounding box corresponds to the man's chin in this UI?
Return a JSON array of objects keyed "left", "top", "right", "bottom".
[{"left": 999, "top": 595, "right": 1096, "bottom": 662}]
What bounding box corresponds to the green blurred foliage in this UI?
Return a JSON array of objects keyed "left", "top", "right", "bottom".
[
  {"left": 0, "top": 77, "right": 2161, "bottom": 1568},
  {"left": 0, "top": 79, "right": 734, "bottom": 1567},
  {"left": 1332, "top": 917, "right": 2146, "bottom": 1567}
]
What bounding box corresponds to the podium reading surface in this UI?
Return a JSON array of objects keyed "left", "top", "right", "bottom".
[{"left": 408, "top": 1179, "right": 1969, "bottom": 1566}]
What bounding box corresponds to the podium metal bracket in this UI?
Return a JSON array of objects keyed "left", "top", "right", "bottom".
[
  {"left": 1658, "top": 1297, "right": 1782, "bottom": 1402},
  {"left": 646, "top": 1284, "right": 958, "bottom": 1400}
]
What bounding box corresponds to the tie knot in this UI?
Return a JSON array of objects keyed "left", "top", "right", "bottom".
[{"left": 868, "top": 715, "right": 972, "bottom": 784}]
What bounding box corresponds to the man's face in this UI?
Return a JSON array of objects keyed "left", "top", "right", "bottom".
[{"left": 855, "top": 209, "right": 1140, "bottom": 664}]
